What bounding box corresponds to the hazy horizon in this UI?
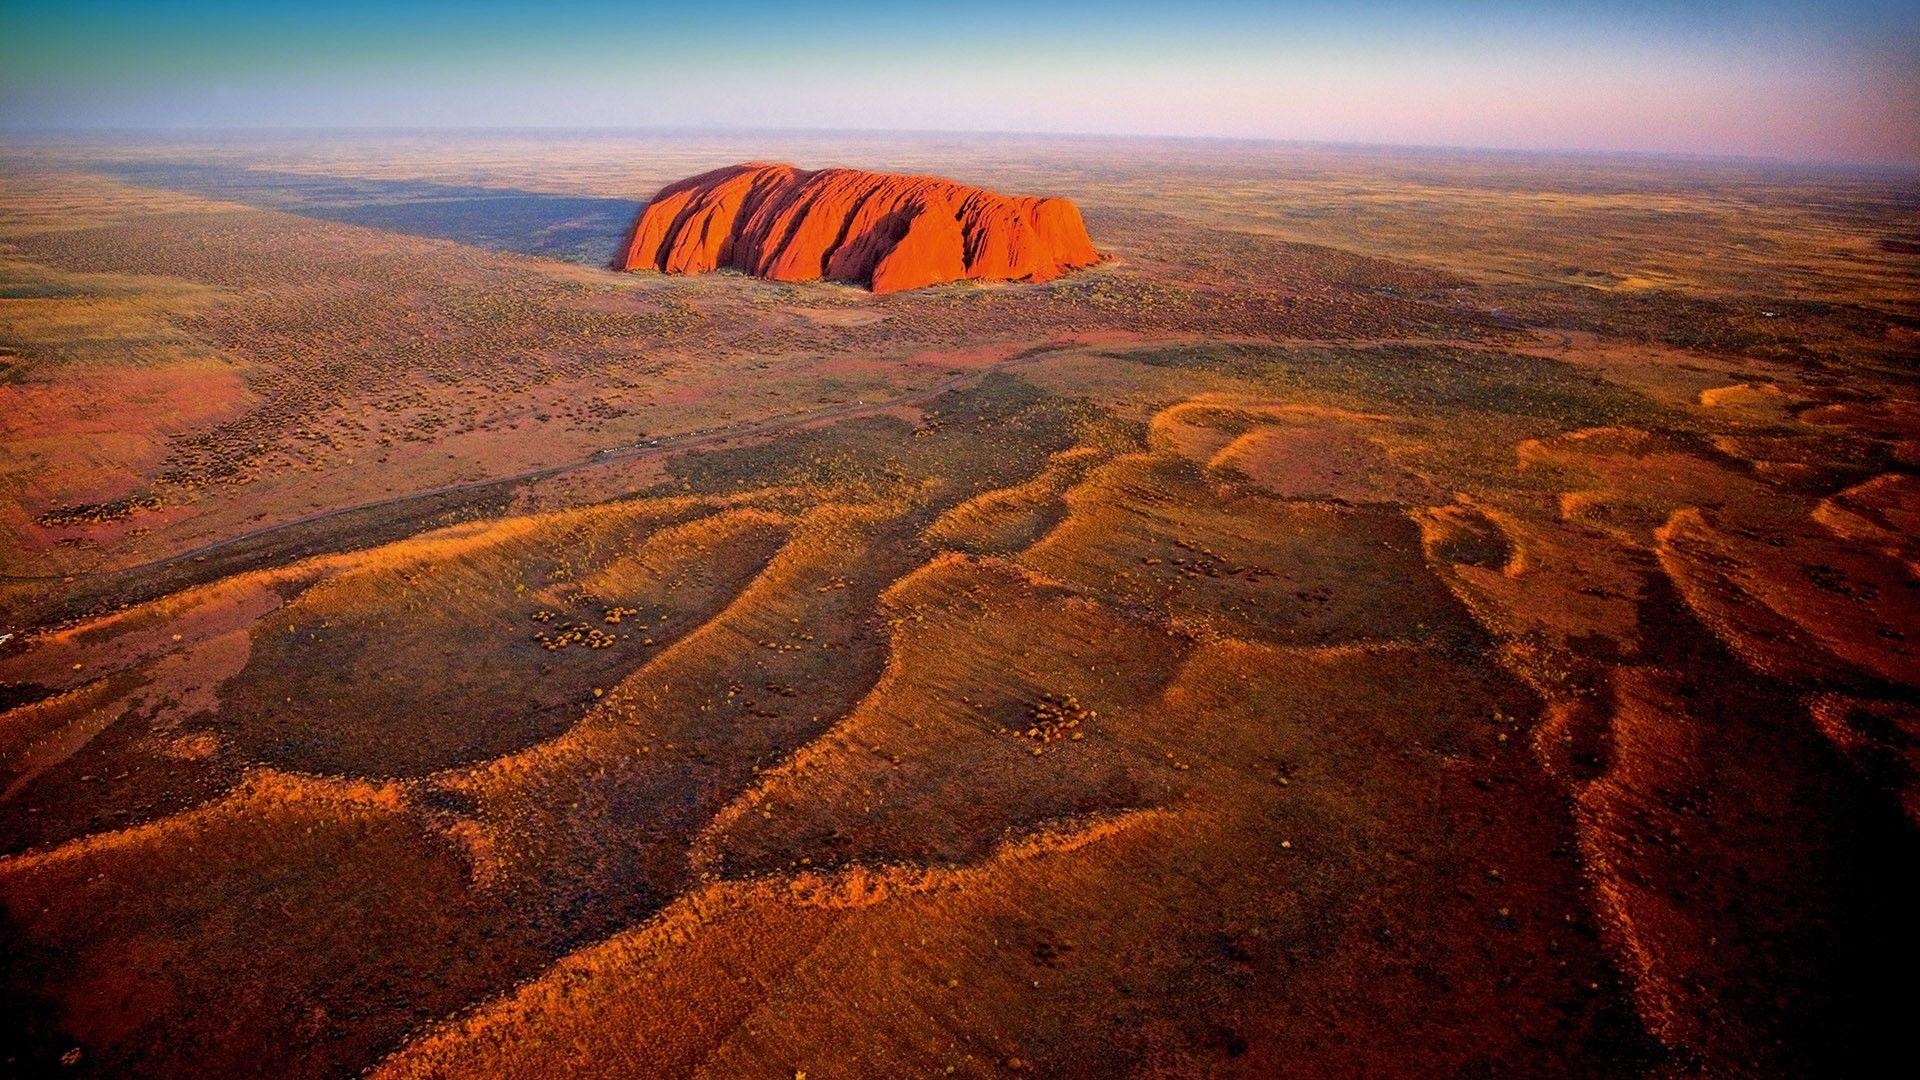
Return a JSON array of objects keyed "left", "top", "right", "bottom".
[
  {"left": 3, "top": 1, "right": 1917, "bottom": 166},
  {"left": 10, "top": 125, "right": 1920, "bottom": 179}
]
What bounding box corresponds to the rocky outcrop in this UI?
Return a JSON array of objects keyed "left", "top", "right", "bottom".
[{"left": 619, "top": 163, "right": 1101, "bottom": 293}]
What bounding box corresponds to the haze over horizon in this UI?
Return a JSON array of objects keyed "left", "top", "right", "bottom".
[{"left": 2, "top": 1, "right": 1917, "bottom": 166}]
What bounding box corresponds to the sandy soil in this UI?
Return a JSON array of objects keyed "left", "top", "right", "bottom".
[{"left": 1, "top": 132, "right": 1915, "bottom": 1078}]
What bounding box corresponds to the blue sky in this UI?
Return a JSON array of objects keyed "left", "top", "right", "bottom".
[{"left": 2, "top": 1, "right": 1915, "bottom": 163}]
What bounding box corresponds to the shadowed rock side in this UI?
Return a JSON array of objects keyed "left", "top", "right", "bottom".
[{"left": 618, "top": 163, "right": 1103, "bottom": 293}]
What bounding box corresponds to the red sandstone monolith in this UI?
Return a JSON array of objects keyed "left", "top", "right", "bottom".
[{"left": 620, "top": 163, "right": 1101, "bottom": 293}]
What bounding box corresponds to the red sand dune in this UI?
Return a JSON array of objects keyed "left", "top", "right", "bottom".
[{"left": 618, "top": 163, "right": 1102, "bottom": 293}]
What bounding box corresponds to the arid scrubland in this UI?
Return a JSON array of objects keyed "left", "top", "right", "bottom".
[{"left": 2, "top": 133, "right": 1915, "bottom": 1077}]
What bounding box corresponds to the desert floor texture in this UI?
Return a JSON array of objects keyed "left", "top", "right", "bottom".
[{"left": 1, "top": 131, "right": 1917, "bottom": 1077}]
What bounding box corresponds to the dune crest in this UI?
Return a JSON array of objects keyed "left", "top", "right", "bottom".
[{"left": 619, "top": 163, "right": 1103, "bottom": 293}]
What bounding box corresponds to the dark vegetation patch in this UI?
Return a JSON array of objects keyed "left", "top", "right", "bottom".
[
  {"left": 7, "top": 485, "right": 523, "bottom": 630},
  {"left": 667, "top": 372, "right": 1097, "bottom": 505},
  {"left": 204, "top": 500, "right": 776, "bottom": 779},
  {"left": 1502, "top": 284, "right": 1920, "bottom": 377},
  {"left": 0, "top": 281, "right": 86, "bottom": 300},
  {"left": 0, "top": 696, "right": 244, "bottom": 857},
  {"left": 0, "top": 682, "right": 53, "bottom": 715},
  {"left": 35, "top": 493, "right": 163, "bottom": 529},
  {"left": 1115, "top": 342, "right": 1660, "bottom": 429}
]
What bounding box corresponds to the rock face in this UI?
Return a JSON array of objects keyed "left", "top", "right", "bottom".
[{"left": 619, "top": 163, "right": 1101, "bottom": 293}]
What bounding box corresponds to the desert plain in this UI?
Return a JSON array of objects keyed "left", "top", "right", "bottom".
[{"left": 1, "top": 130, "right": 1917, "bottom": 1077}]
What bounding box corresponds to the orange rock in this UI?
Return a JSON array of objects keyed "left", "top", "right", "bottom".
[{"left": 619, "top": 163, "right": 1102, "bottom": 293}]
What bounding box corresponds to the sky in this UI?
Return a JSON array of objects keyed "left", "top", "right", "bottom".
[{"left": 2, "top": 1, "right": 1916, "bottom": 164}]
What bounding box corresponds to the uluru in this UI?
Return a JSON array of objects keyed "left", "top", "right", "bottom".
[{"left": 618, "top": 163, "right": 1103, "bottom": 293}]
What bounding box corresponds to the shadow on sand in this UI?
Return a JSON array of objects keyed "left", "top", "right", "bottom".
[{"left": 97, "top": 162, "right": 642, "bottom": 266}]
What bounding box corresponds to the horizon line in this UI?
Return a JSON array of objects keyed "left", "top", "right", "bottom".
[{"left": 3, "top": 123, "right": 1916, "bottom": 173}]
